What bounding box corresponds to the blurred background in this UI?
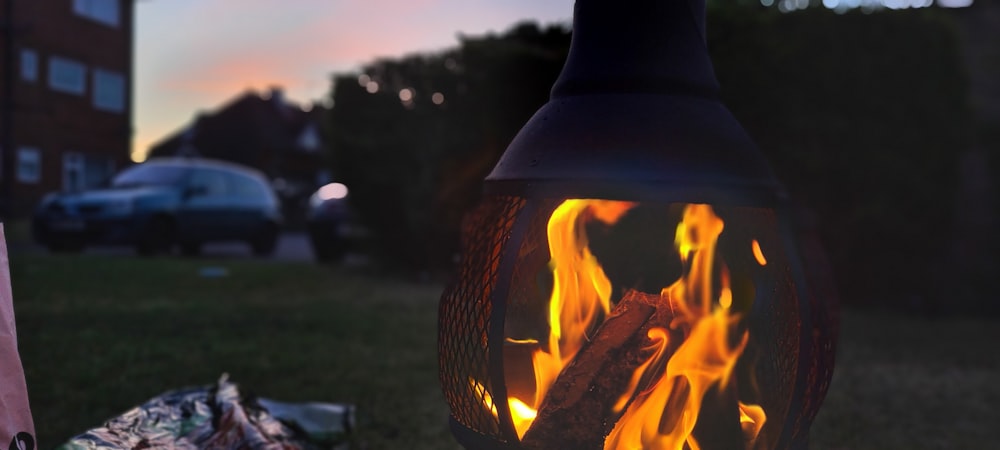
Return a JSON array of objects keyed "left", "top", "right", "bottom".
[{"left": 1, "top": 0, "right": 998, "bottom": 448}]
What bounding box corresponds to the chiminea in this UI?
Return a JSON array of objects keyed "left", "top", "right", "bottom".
[{"left": 438, "top": 1, "right": 837, "bottom": 449}]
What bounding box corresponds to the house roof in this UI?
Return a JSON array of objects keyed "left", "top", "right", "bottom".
[{"left": 147, "top": 88, "right": 325, "bottom": 171}]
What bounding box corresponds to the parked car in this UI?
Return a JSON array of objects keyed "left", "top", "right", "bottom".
[
  {"left": 305, "top": 182, "right": 364, "bottom": 262},
  {"left": 32, "top": 157, "right": 283, "bottom": 256}
]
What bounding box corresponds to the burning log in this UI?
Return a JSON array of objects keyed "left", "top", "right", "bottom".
[{"left": 520, "top": 289, "right": 675, "bottom": 450}]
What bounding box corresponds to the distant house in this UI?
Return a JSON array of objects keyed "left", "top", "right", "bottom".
[
  {"left": 147, "top": 88, "right": 330, "bottom": 223},
  {"left": 0, "top": 0, "right": 134, "bottom": 216}
]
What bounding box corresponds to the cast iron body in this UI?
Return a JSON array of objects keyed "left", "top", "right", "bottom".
[{"left": 485, "top": 0, "right": 781, "bottom": 206}]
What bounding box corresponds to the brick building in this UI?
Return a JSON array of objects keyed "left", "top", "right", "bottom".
[{"left": 0, "top": 0, "right": 133, "bottom": 217}]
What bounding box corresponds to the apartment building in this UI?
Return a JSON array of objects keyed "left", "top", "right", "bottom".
[{"left": 0, "top": 0, "right": 133, "bottom": 216}]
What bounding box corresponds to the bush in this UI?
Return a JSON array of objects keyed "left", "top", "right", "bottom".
[
  {"left": 326, "top": 23, "right": 570, "bottom": 270},
  {"left": 710, "top": 7, "right": 972, "bottom": 309},
  {"left": 326, "top": 9, "right": 978, "bottom": 311}
]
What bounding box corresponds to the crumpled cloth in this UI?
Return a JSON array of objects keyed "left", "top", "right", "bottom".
[{"left": 58, "top": 375, "right": 352, "bottom": 450}]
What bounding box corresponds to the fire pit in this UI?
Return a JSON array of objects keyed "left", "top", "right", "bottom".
[{"left": 438, "top": 1, "right": 837, "bottom": 449}]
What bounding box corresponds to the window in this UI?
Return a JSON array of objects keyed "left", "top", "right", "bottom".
[
  {"left": 17, "top": 148, "right": 41, "bottom": 184},
  {"left": 20, "top": 49, "right": 38, "bottom": 82},
  {"left": 73, "top": 0, "right": 119, "bottom": 27},
  {"left": 187, "top": 169, "right": 228, "bottom": 198},
  {"left": 225, "top": 172, "right": 268, "bottom": 199},
  {"left": 48, "top": 56, "right": 86, "bottom": 95},
  {"left": 112, "top": 164, "right": 188, "bottom": 188},
  {"left": 84, "top": 154, "right": 115, "bottom": 188},
  {"left": 93, "top": 69, "right": 125, "bottom": 112},
  {"left": 64, "top": 152, "right": 115, "bottom": 191}
]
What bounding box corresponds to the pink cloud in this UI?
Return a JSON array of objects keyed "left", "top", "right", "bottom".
[{"left": 134, "top": 0, "right": 573, "bottom": 159}]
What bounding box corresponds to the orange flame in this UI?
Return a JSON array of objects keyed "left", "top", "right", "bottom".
[
  {"left": 484, "top": 201, "right": 766, "bottom": 447},
  {"left": 469, "top": 378, "right": 497, "bottom": 417},
  {"left": 606, "top": 204, "right": 763, "bottom": 449},
  {"left": 509, "top": 200, "right": 635, "bottom": 437},
  {"left": 752, "top": 239, "right": 767, "bottom": 266},
  {"left": 739, "top": 402, "right": 767, "bottom": 441}
]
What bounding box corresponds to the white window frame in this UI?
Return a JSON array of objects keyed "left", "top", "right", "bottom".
[
  {"left": 63, "top": 152, "right": 85, "bottom": 192},
  {"left": 48, "top": 56, "right": 86, "bottom": 95},
  {"left": 93, "top": 68, "right": 125, "bottom": 113},
  {"left": 73, "top": 0, "right": 120, "bottom": 27},
  {"left": 17, "top": 147, "right": 42, "bottom": 184},
  {"left": 20, "top": 49, "right": 39, "bottom": 82}
]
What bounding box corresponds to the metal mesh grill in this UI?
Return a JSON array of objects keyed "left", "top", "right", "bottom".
[
  {"left": 439, "top": 195, "right": 525, "bottom": 438},
  {"left": 734, "top": 206, "right": 837, "bottom": 448},
  {"left": 789, "top": 219, "right": 840, "bottom": 447},
  {"left": 718, "top": 206, "right": 798, "bottom": 449},
  {"left": 440, "top": 199, "right": 835, "bottom": 449}
]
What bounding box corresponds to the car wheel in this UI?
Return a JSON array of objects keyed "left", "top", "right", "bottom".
[
  {"left": 179, "top": 241, "right": 202, "bottom": 257},
  {"left": 250, "top": 223, "right": 278, "bottom": 257},
  {"left": 136, "top": 216, "right": 175, "bottom": 256}
]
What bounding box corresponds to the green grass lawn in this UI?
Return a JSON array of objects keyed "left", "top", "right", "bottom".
[
  {"left": 7, "top": 252, "right": 999, "bottom": 449},
  {"left": 10, "top": 254, "right": 460, "bottom": 449},
  {"left": 810, "top": 311, "right": 1000, "bottom": 449}
]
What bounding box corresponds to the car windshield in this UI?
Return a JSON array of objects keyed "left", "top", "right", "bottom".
[{"left": 111, "top": 164, "right": 189, "bottom": 188}]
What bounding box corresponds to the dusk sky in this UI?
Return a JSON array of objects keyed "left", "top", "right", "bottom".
[
  {"left": 132, "top": 0, "right": 575, "bottom": 162},
  {"left": 132, "top": 0, "right": 969, "bottom": 162}
]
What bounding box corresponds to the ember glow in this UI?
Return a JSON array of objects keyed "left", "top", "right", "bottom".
[
  {"left": 482, "top": 200, "right": 769, "bottom": 448},
  {"left": 752, "top": 239, "right": 768, "bottom": 266}
]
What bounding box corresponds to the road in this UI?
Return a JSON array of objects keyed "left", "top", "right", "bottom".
[
  {"left": 198, "top": 231, "right": 317, "bottom": 262},
  {"left": 12, "top": 231, "right": 320, "bottom": 263}
]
